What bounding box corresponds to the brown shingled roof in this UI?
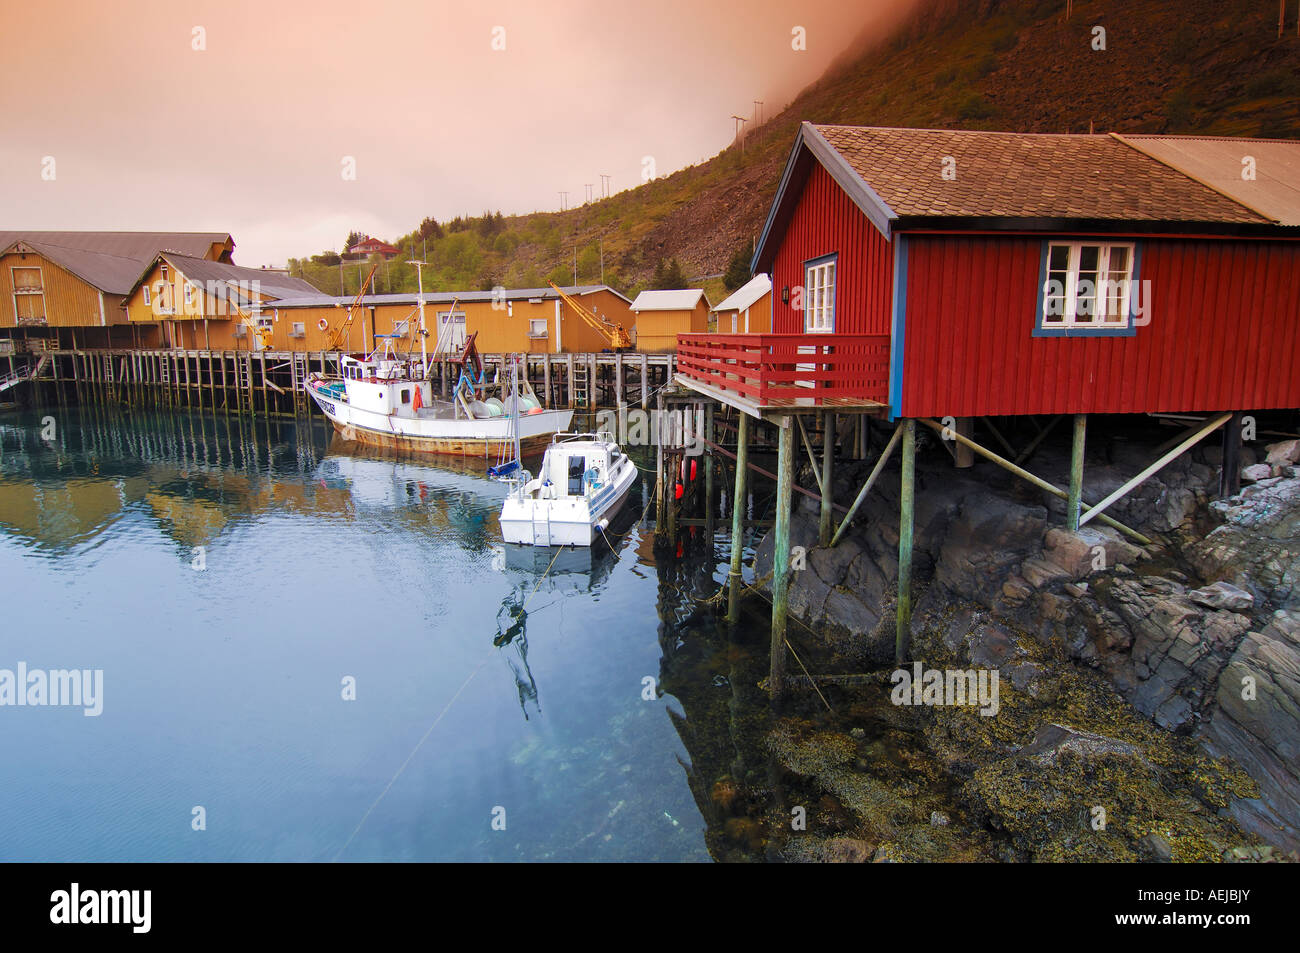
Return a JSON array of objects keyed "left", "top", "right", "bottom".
[{"left": 811, "top": 125, "right": 1269, "bottom": 224}]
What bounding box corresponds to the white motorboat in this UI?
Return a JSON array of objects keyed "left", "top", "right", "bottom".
[{"left": 499, "top": 432, "right": 638, "bottom": 547}]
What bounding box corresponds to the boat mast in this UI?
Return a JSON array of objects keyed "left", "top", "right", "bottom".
[
  {"left": 511, "top": 355, "right": 522, "bottom": 466},
  {"left": 409, "top": 256, "right": 428, "bottom": 378}
]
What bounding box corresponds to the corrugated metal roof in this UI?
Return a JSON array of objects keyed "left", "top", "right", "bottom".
[
  {"left": 0, "top": 231, "right": 234, "bottom": 296},
  {"left": 1117, "top": 135, "right": 1300, "bottom": 226},
  {"left": 810, "top": 124, "right": 1270, "bottom": 224},
  {"left": 2, "top": 239, "right": 152, "bottom": 295},
  {"left": 157, "top": 253, "right": 320, "bottom": 300},
  {"left": 713, "top": 274, "right": 771, "bottom": 313},
  {"left": 631, "top": 289, "right": 705, "bottom": 311},
  {"left": 0, "top": 231, "right": 230, "bottom": 260},
  {"left": 266, "top": 285, "right": 617, "bottom": 310}
]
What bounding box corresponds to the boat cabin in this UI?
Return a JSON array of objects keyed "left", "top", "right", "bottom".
[
  {"left": 529, "top": 434, "right": 628, "bottom": 501},
  {"left": 339, "top": 354, "right": 434, "bottom": 418}
]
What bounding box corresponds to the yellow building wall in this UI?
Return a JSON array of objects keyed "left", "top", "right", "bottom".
[
  {"left": 633, "top": 300, "right": 709, "bottom": 352},
  {"left": 270, "top": 304, "right": 372, "bottom": 353},
  {"left": 0, "top": 250, "right": 113, "bottom": 328},
  {"left": 714, "top": 292, "right": 772, "bottom": 334},
  {"left": 124, "top": 261, "right": 265, "bottom": 351}
]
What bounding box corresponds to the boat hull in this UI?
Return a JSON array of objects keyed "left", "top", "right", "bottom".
[
  {"left": 500, "top": 460, "right": 637, "bottom": 547},
  {"left": 308, "top": 379, "right": 572, "bottom": 459}
]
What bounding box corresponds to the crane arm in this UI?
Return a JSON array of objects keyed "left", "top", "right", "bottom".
[
  {"left": 325, "top": 264, "right": 379, "bottom": 351},
  {"left": 547, "top": 282, "right": 630, "bottom": 349}
]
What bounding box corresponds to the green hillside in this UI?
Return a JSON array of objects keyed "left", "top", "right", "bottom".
[{"left": 288, "top": 0, "right": 1300, "bottom": 304}]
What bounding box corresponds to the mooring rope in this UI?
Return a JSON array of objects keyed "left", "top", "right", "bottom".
[{"left": 332, "top": 542, "right": 568, "bottom": 861}]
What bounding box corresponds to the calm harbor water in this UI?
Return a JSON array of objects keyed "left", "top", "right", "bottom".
[{"left": 0, "top": 404, "right": 777, "bottom": 862}]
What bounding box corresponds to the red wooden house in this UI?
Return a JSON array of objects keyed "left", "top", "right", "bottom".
[{"left": 677, "top": 123, "right": 1300, "bottom": 421}]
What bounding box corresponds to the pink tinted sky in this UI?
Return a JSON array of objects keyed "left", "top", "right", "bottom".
[{"left": 0, "top": 0, "right": 908, "bottom": 265}]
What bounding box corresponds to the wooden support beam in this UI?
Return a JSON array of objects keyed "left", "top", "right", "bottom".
[
  {"left": 917, "top": 418, "right": 1152, "bottom": 545},
  {"left": 770, "top": 419, "right": 794, "bottom": 700},
  {"left": 1067, "top": 414, "right": 1086, "bottom": 532},
  {"left": 819, "top": 411, "right": 835, "bottom": 546},
  {"left": 728, "top": 412, "right": 749, "bottom": 625},
  {"left": 1080, "top": 412, "right": 1232, "bottom": 528},
  {"left": 896, "top": 418, "right": 916, "bottom": 665},
  {"left": 980, "top": 416, "right": 1017, "bottom": 459},
  {"left": 1220, "top": 411, "right": 1243, "bottom": 499},
  {"left": 831, "top": 421, "right": 903, "bottom": 548},
  {"left": 796, "top": 414, "right": 824, "bottom": 497},
  {"left": 1014, "top": 414, "right": 1063, "bottom": 466}
]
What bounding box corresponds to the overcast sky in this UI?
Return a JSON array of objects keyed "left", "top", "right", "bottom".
[{"left": 0, "top": 0, "right": 909, "bottom": 265}]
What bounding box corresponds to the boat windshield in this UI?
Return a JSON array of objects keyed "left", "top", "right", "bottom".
[{"left": 567, "top": 456, "right": 585, "bottom": 496}]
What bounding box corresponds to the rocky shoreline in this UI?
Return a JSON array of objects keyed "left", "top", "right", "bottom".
[{"left": 751, "top": 425, "right": 1300, "bottom": 860}]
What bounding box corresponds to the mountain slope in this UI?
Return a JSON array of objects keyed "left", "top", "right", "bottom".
[{"left": 290, "top": 0, "right": 1300, "bottom": 302}]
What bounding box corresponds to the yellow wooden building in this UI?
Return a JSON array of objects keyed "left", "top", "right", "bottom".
[
  {"left": 263, "top": 285, "right": 635, "bottom": 354},
  {"left": 0, "top": 232, "right": 234, "bottom": 348},
  {"left": 122, "top": 253, "right": 322, "bottom": 350},
  {"left": 629, "top": 289, "right": 710, "bottom": 351},
  {"left": 711, "top": 274, "right": 772, "bottom": 334}
]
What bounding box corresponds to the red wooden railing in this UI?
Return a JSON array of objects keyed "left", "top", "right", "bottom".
[{"left": 676, "top": 333, "right": 890, "bottom": 407}]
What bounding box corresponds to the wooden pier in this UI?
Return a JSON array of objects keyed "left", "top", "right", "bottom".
[{"left": 7, "top": 345, "right": 676, "bottom": 417}]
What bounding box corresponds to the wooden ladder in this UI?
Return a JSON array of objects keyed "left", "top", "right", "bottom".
[{"left": 571, "top": 360, "right": 589, "bottom": 408}]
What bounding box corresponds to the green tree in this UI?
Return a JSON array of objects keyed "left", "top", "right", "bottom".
[
  {"left": 658, "top": 258, "right": 688, "bottom": 289},
  {"left": 723, "top": 239, "right": 754, "bottom": 291},
  {"left": 418, "top": 217, "right": 444, "bottom": 241},
  {"left": 344, "top": 230, "right": 363, "bottom": 250}
]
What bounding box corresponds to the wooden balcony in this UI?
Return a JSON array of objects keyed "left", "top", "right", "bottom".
[{"left": 675, "top": 333, "right": 890, "bottom": 416}]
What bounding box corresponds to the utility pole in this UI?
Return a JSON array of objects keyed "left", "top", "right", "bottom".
[
  {"left": 558, "top": 191, "right": 568, "bottom": 211},
  {"left": 731, "top": 115, "right": 748, "bottom": 153},
  {"left": 599, "top": 173, "right": 611, "bottom": 198},
  {"left": 584, "top": 183, "right": 593, "bottom": 204}
]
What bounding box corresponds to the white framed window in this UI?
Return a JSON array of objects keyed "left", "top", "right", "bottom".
[
  {"left": 290, "top": 321, "right": 305, "bottom": 337},
  {"left": 804, "top": 255, "right": 836, "bottom": 332},
  {"left": 393, "top": 319, "right": 410, "bottom": 336},
  {"left": 184, "top": 283, "right": 194, "bottom": 309},
  {"left": 528, "top": 318, "right": 548, "bottom": 338},
  {"left": 142, "top": 285, "right": 151, "bottom": 306},
  {"left": 1040, "top": 241, "right": 1135, "bottom": 331}
]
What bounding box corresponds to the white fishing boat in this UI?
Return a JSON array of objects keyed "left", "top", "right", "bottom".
[
  {"left": 499, "top": 431, "right": 638, "bottom": 546},
  {"left": 306, "top": 342, "right": 571, "bottom": 458},
  {"left": 304, "top": 261, "right": 572, "bottom": 458}
]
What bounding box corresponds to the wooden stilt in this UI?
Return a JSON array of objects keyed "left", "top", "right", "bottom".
[
  {"left": 896, "top": 418, "right": 916, "bottom": 666},
  {"left": 704, "top": 403, "right": 715, "bottom": 539},
  {"left": 1067, "top": 414, "right": 1086, "bottom": 532},
  {"left": 1219, "top": 411, "right": 1243, "bottom": 499},
  {"left": 953, "top": 416, "right": 974, "bottom": 468},
  {"left": 770, "top": 418, "right": 794, "bottom": 700},
  {"left": 727, "top": 412, "right": 750, "bottom": 625},
  {"left": 819, "top": 411, "right": 835, "bottom": 545}
]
